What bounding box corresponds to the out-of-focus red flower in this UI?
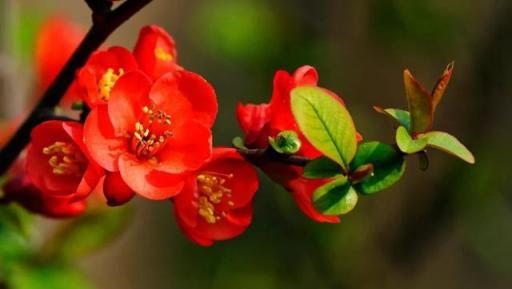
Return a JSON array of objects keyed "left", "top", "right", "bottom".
[
  {"left": 133, "top": 25, "right": 182, "bottom": 81},
  {"left": 173, "top": 148, "right": 259, "bottom": 246},
  {"left": 2, "top": 176, "right": 86, "bottom": 218},
  {"left": 84, "top": 70, "right": 217, "bottom": 200},
  {"left": 236, "top": 65, "right": 360, "bottom": 223},
  {"left": 26, "top": 121, "right": 104, "bottom": 202},
  {"left": 77, "top": 47, "right": 138, "bottom": 108},
  {"left": 35, "top": 16, "right": 85, "bottom": 107}
]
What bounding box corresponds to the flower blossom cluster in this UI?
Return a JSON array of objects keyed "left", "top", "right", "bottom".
[{"left": 2, "top": 19, "right": 358, "bottom": 246}]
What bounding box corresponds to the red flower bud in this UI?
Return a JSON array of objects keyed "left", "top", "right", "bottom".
[{"left": 173, "top": 148, "right": 259, "bottom": 246}]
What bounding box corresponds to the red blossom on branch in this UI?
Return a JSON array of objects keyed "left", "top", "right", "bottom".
[
  {"left": 26, "top": 120, "right": 104, "bottom": 201},
  {"left": 237, "top": 65, "right": 361, "bottom": 223},
  {"left": 84, "top": 69, "right": 217, "bottom": 200},
  {"left": 173, "top": 148, "right": 259, "bottom": 246}
]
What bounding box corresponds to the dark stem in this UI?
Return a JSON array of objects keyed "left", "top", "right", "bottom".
[
  {"left": 236, "top": 147, "right": 312, "bottom": 167},
  {"left": 0, "top": 0, "right": 153, "bottom": 176}
]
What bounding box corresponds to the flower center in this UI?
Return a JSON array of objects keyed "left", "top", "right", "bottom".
[
  {"left": 197, "top": 172, "right": 234, "bottom": 224},
  {"left": 42, "top": 141, "right": 86, "bottom": 176},
  {"left": 130, "top": 106, "right": 173, "bottom": 159},
  {"left": 154, "top": 47, "right": 173, "bottom": 61},
  {"left": 98, "top": 68, "right": 125, "bottom": 101}
]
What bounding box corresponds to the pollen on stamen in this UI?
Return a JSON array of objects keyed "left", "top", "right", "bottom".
[
  {"left": 130, "top": 106, "right": 173, "bottom": 159},
  {"left": 154, "top": 47, "right": 173, "bottom": 61},
  {"left": 42, "top": 141, "right": 86, "bottom": 176},
  {"left": 196, "top": 173, "right": 234, "bottom": 224},
  {"left": 98, "top": 68, "right": 125, "bottom": 101}
]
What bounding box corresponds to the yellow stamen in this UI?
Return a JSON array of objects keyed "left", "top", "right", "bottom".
[
  {"left": 196, "top": 173, "right": 234, "bottom": 224},
  {"left": 154, "top": 47, "right": 173, "bottom": 61},
  {"left": 42, "top": 141, "right": 85, "bottom": 176},
  {"left": 98, "top": 68, "right": 125, "bottom": 101}
]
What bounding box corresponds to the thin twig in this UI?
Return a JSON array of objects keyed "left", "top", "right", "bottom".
[
  {"left": 0, "top": 0, "right": 153, "bottom": 175},
  {"left": 236, "top": 147, "right": 312, "bottom": 167}
]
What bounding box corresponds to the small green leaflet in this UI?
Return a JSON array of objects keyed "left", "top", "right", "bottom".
[
  {"left": 312, "top": 177, "right": 358, "bottom": 216},
  {"left": 303, "top": 156, "right": 342, "bottom": 179},
  {"left": 351, "top": 142, "right": 405, "bottom": 195},
  {"left": 396, "top": 126, "right": 428, "bottom": 154},
  {"left": 373, "top": 106, "right": 411, "bottom": 132},
  {"left": 419, "top": 131, "right": 475, "bottom": 164}
]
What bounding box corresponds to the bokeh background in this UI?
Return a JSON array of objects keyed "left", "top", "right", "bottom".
[{"left": 1, "top": 0, "right": 511, "bottom": 288}]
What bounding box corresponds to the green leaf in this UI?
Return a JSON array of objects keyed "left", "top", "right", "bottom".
[
  {"left": 52, "top": 205, "right": 133, "bottom": 261},
  {"left": 303, "top": 157, "right": 342, "bottom": 179},
  {"left": 268, "top": 130, "right": 302, "bottom": 154},
  {"left": 404, "top": 69, "right": 433, "bottom": 133},
  {"left": 351, "top": 142, "right": 406, "bottom": 195},
  {"left": 291, "top": 86, "right": 357, "bottom": 170},
  {"left": 0, "top": 204, "right": 32, "bottom": 239},
  {"left": 373, "top": 106, "right": 411, "bottom": 131},
  {"left": 232, "top": 136, "right": 247, "bottom": 150},
  {"left": 396, "top": 126, "right": 428, "bottom": 154},
  {"left": 312, "top": 177, "right": 358, "bottom": 215},
  {"left": 8, "top": 265, "right": 94, "bottom": 289},
  {"left": 419, "top": 131, "right": 475, "bottom": 164}
]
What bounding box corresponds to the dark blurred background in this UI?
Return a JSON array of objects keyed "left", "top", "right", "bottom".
[{"left": 1, "top": 0, "right": 511, "bottom": 288}]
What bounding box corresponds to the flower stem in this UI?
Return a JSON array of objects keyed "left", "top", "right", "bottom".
[
  {"left": 236, "top": 147, "right": 312, "bottom": 167},
  {"left": 0, "top": 0, "right": 153, "bottom": 176}
]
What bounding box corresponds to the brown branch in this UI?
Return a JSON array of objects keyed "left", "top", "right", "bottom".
[
  {"left": 0, "top": 0, "right": 153, "bottom": 175},
  {"left": 236, "top": 147, "right": 312, "bottom": 167}
]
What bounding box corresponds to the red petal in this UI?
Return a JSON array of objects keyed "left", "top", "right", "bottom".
[
  {"left": 155, "top": 121, "right": 212, "bottom": 174},
  {"left": 103, "top": 172, "right": 135, "bottom": 206},
  {"left": 235, "top": 103, "right": 271, "bottom": 148},
  {"left": 84, "top": 106, "right": 127, "bottom": 172},
  {"left": 133, "top": 25, "right": 180, "bottom": 80},
  {"left": 293, "top": 65, "right": 318, "bottom": 86},
  {"left": 78, "top": 46, "right": 138, "bottom": 107},
  {"left": 203, "top": 148, "right": 259, "bottom": 208},
  {"left": 118, "top": 154, "right": 184, "bottom": 200},
  {"left": 108, "top": 71, "right": 152, "bottom": 136}
]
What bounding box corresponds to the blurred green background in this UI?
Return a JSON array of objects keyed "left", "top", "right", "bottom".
[{"left": 1, "top": 0, "right": 511, "bottom": 288}]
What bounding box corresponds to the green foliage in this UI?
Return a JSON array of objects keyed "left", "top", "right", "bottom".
[
  {"left": 291, "top": 86, "right": 357, "bottom": 171},
  {"left": 312, "top": 177, "right": 358, "bottom": 216},
  {"left": 7, "top": 264, "right": 94, "bottom": 289},
  {"left": 404, "top": 70, "right": 433, "bottom": 133},
  {"left": 351, "top": 142, "right": 406, "bottom": 195},
  {"left": 303, "top": 157, "right": 342, "bottom": 179},
  {"left": 419, "top": 131, "right": 475, "bottom": 164},
  {"left": 268, "top": 131, "right": 302, "bottom": 154},
  {"left": 50, "top": 205, "right": 133, "bottom": 261},
  {"left": 373, "top": 106, "right": 411, "bottom": 131},
  {"left": 396, "top": 126, "right": 428, "bottom": 154}
]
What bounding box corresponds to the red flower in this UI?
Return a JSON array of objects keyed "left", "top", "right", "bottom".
[
  {"left": 84, "top": 70, "right": 217, "bottom": 200},
  {"left": 133, "top": 25, "right": 182, "bottom": 81},
  {"left": 173, "top": 148, "right": 259, "bottom": 246},
  {"left": 77, "top": 47, "right": 138, "bottom": 107},
  {"left": 2, "top": 176, "right": 86, "bottom": 218},
  {"left": 26, "top": 120, "right": 103, "bottom": 203},
  {"left": 35, "top": 16, "right": 85, "bottom": 106},
  {"left": 237, "top": 65, "right": 359, "bottom": 223}
]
